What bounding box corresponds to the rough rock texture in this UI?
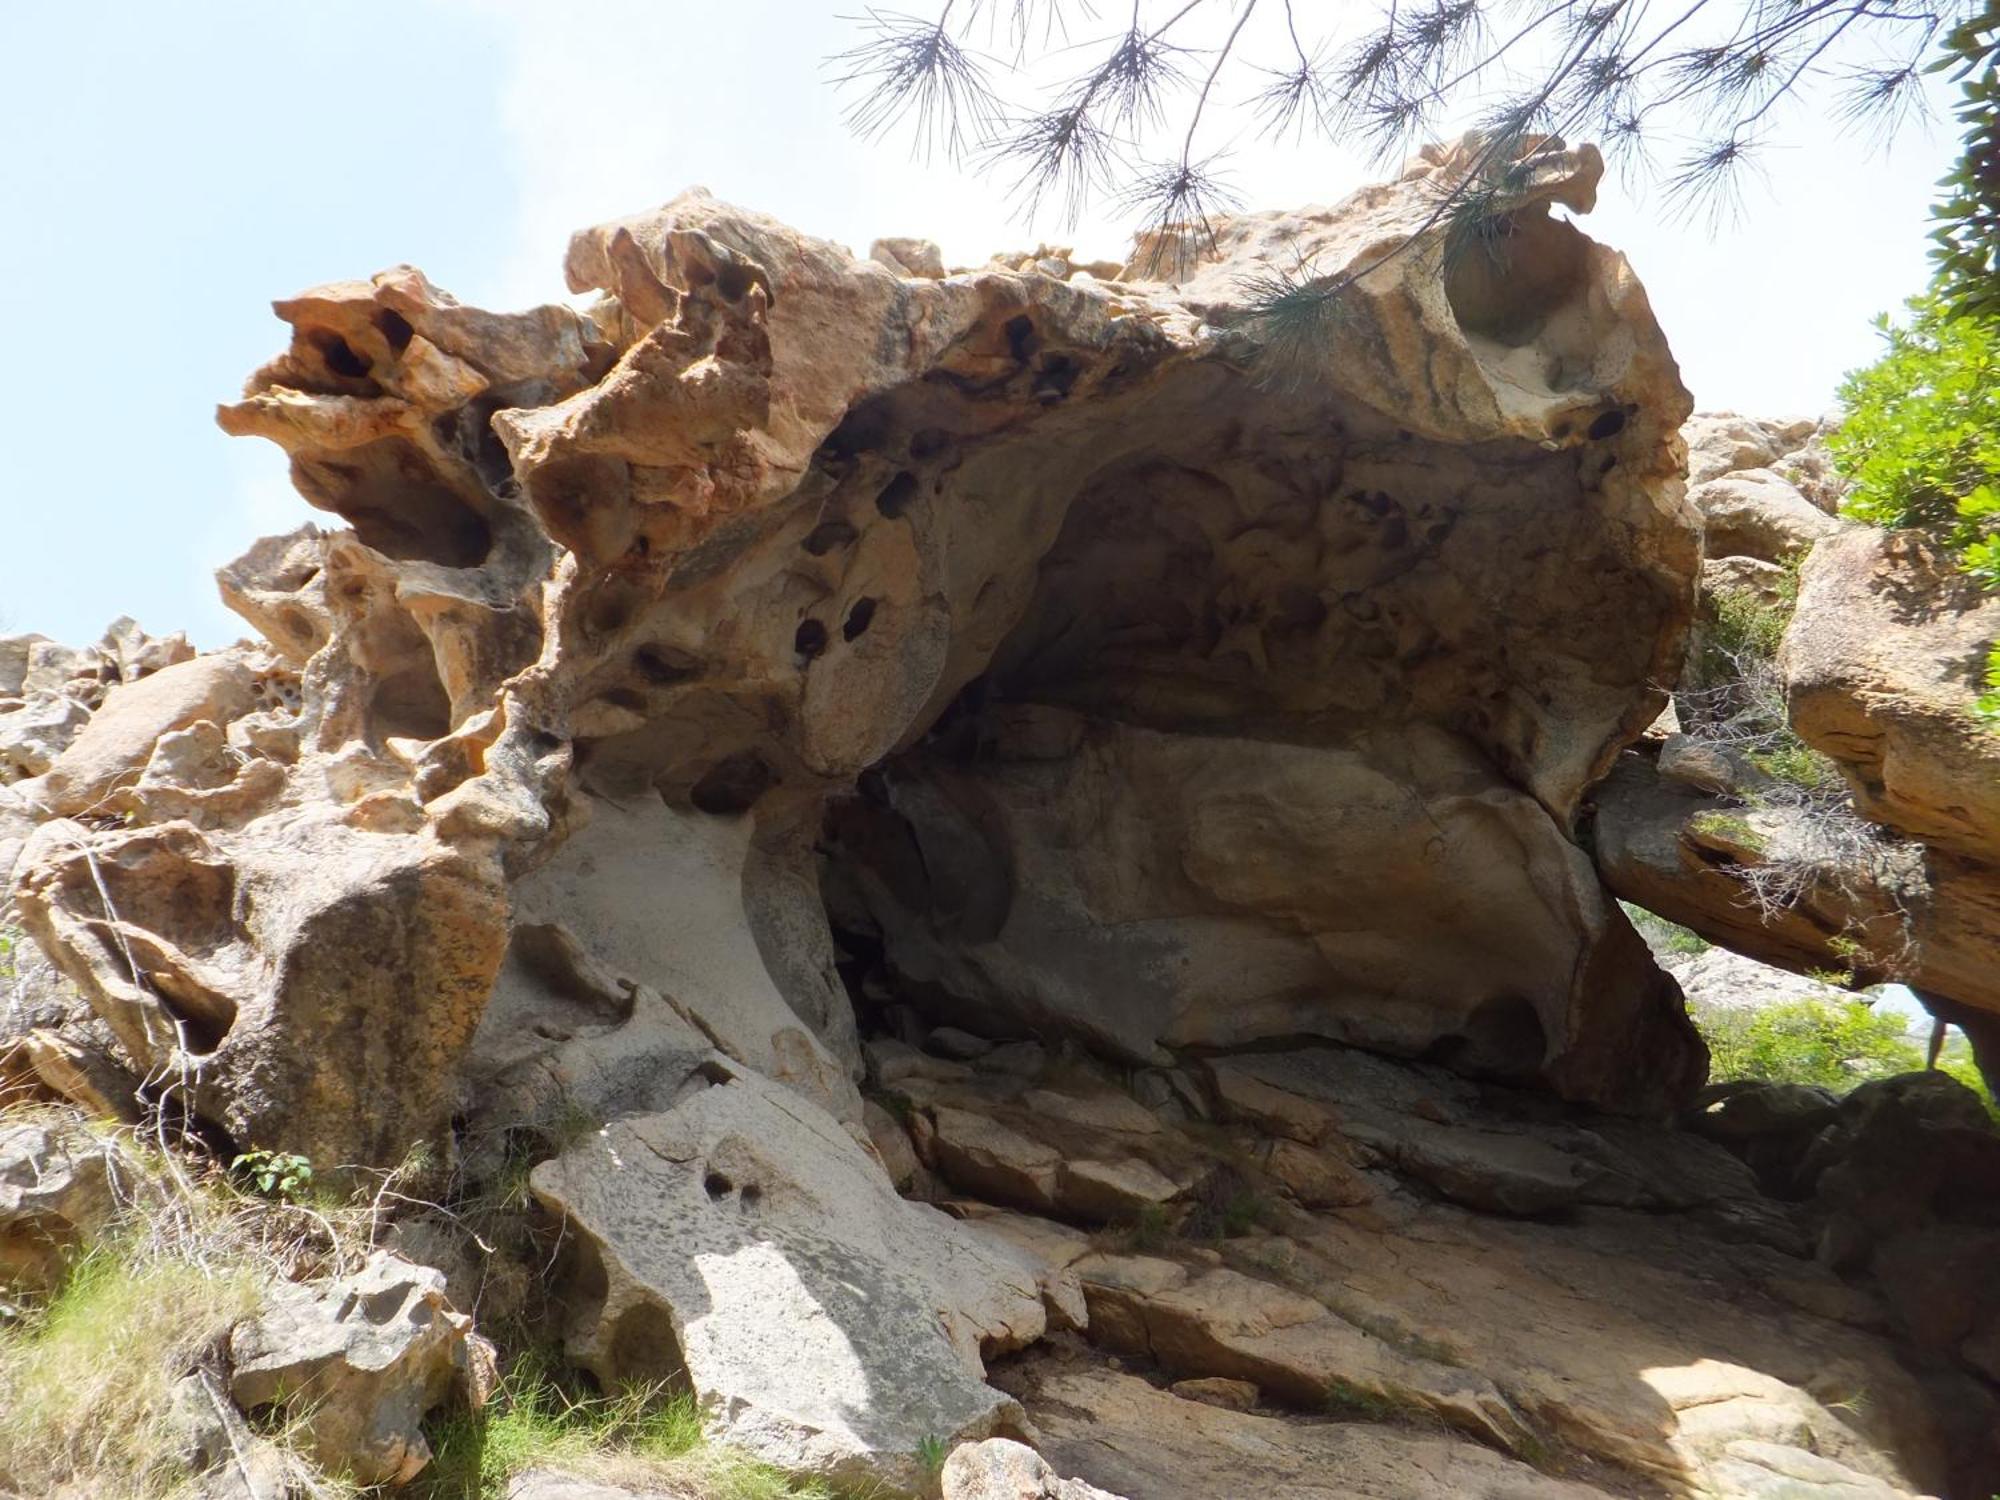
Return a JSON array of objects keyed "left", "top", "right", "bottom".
[
  {"left": 0, "top": 620, "right": 195, "bottom": 785},
  {"left": 1003, "top": 1361, "right": 1618, "bottom": 1500},
  {"left": 1657, "top": 941, "right": 1857, "bottom": 1016},
  {"left": 1594, "top": 491, "right": 2000, "bottom": 1045},
  {"left": 829, "top": 710, "right": 1693, "bottom": 1109},
  {"left": 941, "top": 1439, "right": 1125, "bottom": 1500},
  {"left": 20, "top": 143, "right": 2000, "bottom": 1497},
  {"left": 228, "top": 1251, "right": 475, "bottom": 1486},
  {"left": 1785, "top": 529, "right": 2000, "bottom": 860},
  {"left": 873, "top": 1033, "right": 1991, "bottom": 1497},
  {"left": 2, "top": 138, "right": 1704, "bottom": 1173},
  {"left": 529, "top": 1062, "right": 1042, "bottom": 1490},
  {"left": 0, "top": 1117, "right": 125, "bottom": 1291}
]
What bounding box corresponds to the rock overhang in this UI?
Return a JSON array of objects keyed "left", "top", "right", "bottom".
[{"left": 8, "top": 136, "right": 1704, "bottom": 1170}]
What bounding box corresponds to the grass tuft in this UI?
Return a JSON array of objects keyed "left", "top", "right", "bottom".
[
  {"left": 416, "top": 1352, "right": 834, "bottom": 1500},
  {"left": 0, "top": 1237, "right": 266, "bottom": 1497}
]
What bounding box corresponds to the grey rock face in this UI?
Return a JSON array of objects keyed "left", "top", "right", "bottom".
[
  {"left": 530, "top": 1064, "right": 1044, "bottom": 1492},
  {"left": 228, "top": 1251, "right": 473, "bottom": 1486}
]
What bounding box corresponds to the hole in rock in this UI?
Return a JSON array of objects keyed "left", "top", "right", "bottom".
[
  {"left": 373, "top": 308, "right": 415, "bottom": 355},
  {"left": 370, "top": 659, "right": 453, "bottom": 742},
  {"left": 876, "top": 472, "right": 918, "bottom": 519},
  {"left": 1442, "top": 209, "right": 1589, "bottom": 347},
  {"left": 715, "top": 261, "right": 754, "bottom": 301},
  {"left": 739, "top": 1183, "right": 763, "bottom": 1210},
  {"left": 604, "top": 1301, "right": 690, "bottom": 1390},
  {"left": 278, "top": 607, "right": 318, "bottom": 650},
  {"left": 150, "top": 971, "right": 237, "bottom": 1058},
  {"left": 703, "top": 1170, "right": 734, "bottom": 1200},
  {"left": 689, "top": 752, "right": 777, "bottom": 815},
  {"left": 298, "top": 437, "right": 493, "bottom": 568},
  {"left": 434, "top": 390, "right": 529, "bottom": 492},
  {"left": 1034, "top": 354, "right": 1078, "bottom": 402},
  {"left": 634, "top": 643, "right": 701, "bottom": 685},
  {"left": 843, "top": 597, "right": 877, "bottom": 641},
  {"left": 599, "top": 687, "right": 646, "bottom": 713},
  {"left": 1587, "top": 408, "right": 1628, "bottom": 440},
  {"left": 803, "top": 519, "right": 858, "bottom": 556},
  {"left": 307, "top": 329, "right": 372, "bottom": 379},
  {"left": 1425, "top": 993, "right": 1549, "bottom": 1081},
  {"left": 1004, "top": 314, "right": 1038, "bottom": 362},
  {"left": 795, "top": 619, "right": 829, "bottom": 659},
  {"left": 821, "top": 399, "right": 893, "bottom": 460}
]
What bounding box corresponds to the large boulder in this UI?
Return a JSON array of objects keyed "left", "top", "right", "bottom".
[
  {"left": 1596, "top": 523, "right": 2000, "bottom": 1040},
  {"left": 227, "top": 1251, "right": 475, "bottom": 1486},
  {"left": 942, "top": 1439, "right": 1125, "bottom": 1500},
  {"left": 1688, "top": 468, "right": 1843, "bottom": 564},
  {"left": 1784, "top": 529, "right": 2000, "bottom": 859},
  {"left": 529, "top": 1062, "right": 1045, "bottom": 1492}
]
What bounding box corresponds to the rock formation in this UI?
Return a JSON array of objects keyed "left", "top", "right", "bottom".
[
  {"left": 3, "top": 137, "right": 1704, "bottom": 1173},
  {"left": 5, "top": 137, "right": 2000, "bottom": 1498},
  {"left": 1593, "top": 416, "right": 2000, "bottom": 1071}
]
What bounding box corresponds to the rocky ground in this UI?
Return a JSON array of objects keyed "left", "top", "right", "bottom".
[{"left": 4, "top": 135, "right": 1999, "bottom": 1499}]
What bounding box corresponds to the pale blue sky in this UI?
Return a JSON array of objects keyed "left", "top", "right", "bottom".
[{"left": 0, "top": 2, "right": 1959, "bottom": 647}]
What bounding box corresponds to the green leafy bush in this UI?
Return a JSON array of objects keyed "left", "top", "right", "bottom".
[
  {"left": 1930, "top": 13, "right": 1999, "bottom": 322},
  {"left": 1832, "top": 293, "right": 2000, "bottom": 580},
  {"left": 1697, "top": 996, "right": 1923, "bottom": 1092},
  {"left": 1620, "top": 903, "right": 1710, "bottom": 957},
  {"left": 230, "top": 1149, "right": 314, "bottom": 1202},
  {"left": 1698, "top": 994, "right": 1999, "bottom": 1118},
  {"left": 1830, "top": 291, "right": 2000, "bottom": 718}
]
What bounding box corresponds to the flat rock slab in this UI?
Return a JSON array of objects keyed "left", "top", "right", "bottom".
[{"left": 1011, "top": 1364, "right": 1615, "bottom": 1500}]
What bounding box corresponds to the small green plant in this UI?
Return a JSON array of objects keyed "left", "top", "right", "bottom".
[
  {"left": 1322, "top": 1377, "right": 1406, "bottom": 1423},
  {"left": 1122, "top": 1201, "right": 1174, "bottom": 1253},
  {"left": 1747, "top": 738, "right": 1843, "bottom": 792},
  {"left": 1218, "top": 1189, "right": 1270, "bottom": 1238},
  {"left": 1979, "top": 641, "right": 2000, "bottom": 723},
  {"left": 418, "top": 1352, "right": 823, "bottom": 1500},
  {"left": 230, "top": 1149, "right": 314, "bottom": 1203},
  {"left": 1690, "top": 810, "right": 1765, "bottom": 852},
  {"left": 1620, "top": 903, "right": 1710, "bottom": 957},
  {"left": 916, "top": 1432, "right": 949, "bottom": 1486}
]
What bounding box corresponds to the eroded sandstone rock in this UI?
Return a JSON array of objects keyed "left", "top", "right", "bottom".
[
  {"left": 1785, "top": 529, "right": 2000, "bottom": 860},
  {"left": 227, "top": 1250, "right": 474, "bottom": 1486},
  {"left": 0, "top": 1117, "right": 127, "bottom": 1291},
  {"left": 0, "top": 138, "right": 1707, "bottom": 1171}
]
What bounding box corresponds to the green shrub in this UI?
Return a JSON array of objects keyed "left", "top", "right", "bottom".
[
  {"left": 1830, "top": 290, "right": 2000, "bottom": 715},
  {"left": 1683, "top": 577, "right": 1839, "bottom": 788},
  {"left": 1934, "top": 1035, "right": 2000, "bottom": 1122},
  {"left": 1696, "top": 996, "right": 1923, "bottom": 1091},
  {"left": 1832, "top": 293, "right": 2000, "bottom": 571},
  {"left": 230, "top": 1149, "right": 314, "bottom": 1203},
  {"left": 1620, "top": 903, "right": 1710, "bottom": 957}
]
